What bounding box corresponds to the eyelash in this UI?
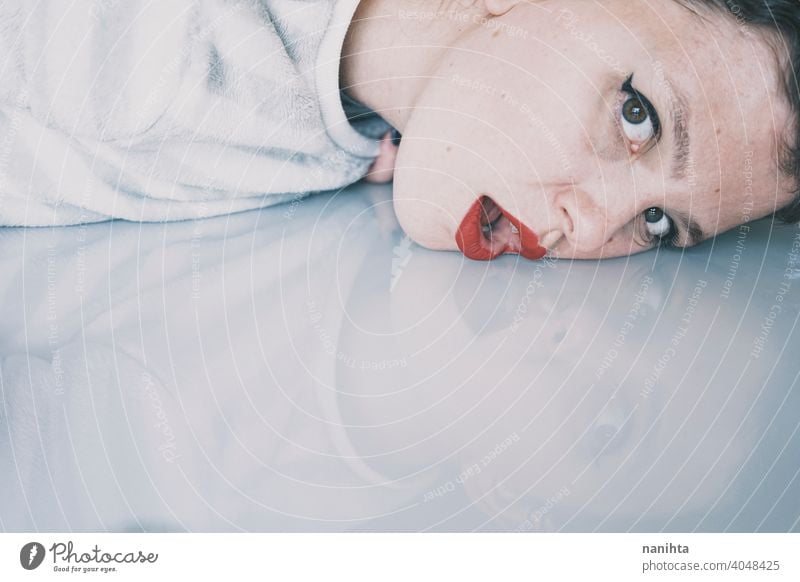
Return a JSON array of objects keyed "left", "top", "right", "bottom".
[
  {"left": 654, "top": 225, "right": 679, "bottom": 249},
  {"left": 620, "top": 75, "right": 678, "bottom": 248},
  {"left": 621, "top": 74, "right": 662, "bottom": 145}
]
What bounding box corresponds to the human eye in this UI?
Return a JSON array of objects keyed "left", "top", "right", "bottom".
[
  {"left": 642, "top": 207, "right": 678, "bottom": 248},
  {"left": 588, "top": 396, "right": 631, "bottom": 457},
  {"left": 619, "top": 74, "right": 662, "bottom": 152}
]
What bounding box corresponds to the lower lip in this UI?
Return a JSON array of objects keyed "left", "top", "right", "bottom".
[{"left": 455, "top": 196, "right": 547, "bottom": 261}]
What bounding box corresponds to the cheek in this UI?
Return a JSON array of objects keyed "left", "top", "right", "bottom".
[{"left": 391, "top": 135, "right": 485, "bottom": 251}]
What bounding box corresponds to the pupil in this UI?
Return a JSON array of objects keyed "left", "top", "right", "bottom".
[
  {"left": 645, "top": 207, "right": 663, "bottom": 223},
  {"left": 624, "top": 98, "right": 647, "bottom": 124}
]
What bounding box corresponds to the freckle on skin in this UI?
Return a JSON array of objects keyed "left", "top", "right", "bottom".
[{"left": 493, "top": 29, "right": 500, "bottom": 38}]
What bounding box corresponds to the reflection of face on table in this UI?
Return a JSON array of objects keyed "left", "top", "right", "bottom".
[{"left": 336, "top": 234, "right": 794, "bottom": 530}]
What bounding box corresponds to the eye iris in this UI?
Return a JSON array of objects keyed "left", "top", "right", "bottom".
[
  {"left": 645, "top": 207, "right": 664, "bottom": 223},
  {"left": 623, "top": 97, "right": 648, "bottom": 124}
]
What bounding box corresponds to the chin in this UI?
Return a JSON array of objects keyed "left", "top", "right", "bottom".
[
  {"left": 412, "top": 235, "right": 455, "bottom": 252},
  {"left": 398, "top": 221, "right": 453, "bottom": 252},
  {"left": 391, "top": 202, "right": 444, "bottom": 251}
]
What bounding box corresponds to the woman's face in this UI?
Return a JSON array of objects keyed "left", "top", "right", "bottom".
[{"left": 392, "top": 0, "right": 795, "bottom": 260}]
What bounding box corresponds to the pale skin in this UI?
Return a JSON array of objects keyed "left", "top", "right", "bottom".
[{"left": 344, "top": 0, "right": 796, "bottom": 259}]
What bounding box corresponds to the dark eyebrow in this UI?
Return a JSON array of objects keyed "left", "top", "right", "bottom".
[
  {"left": 659, "top": 75, "right": 701, "bottom": 246},
  {"left": 672, "top": 209, "right": 705, "bottom": 246},
  {"left": 667, "top": 79, "right": 692, "bottom": 180}
]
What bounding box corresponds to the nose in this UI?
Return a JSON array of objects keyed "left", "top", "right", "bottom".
[{"left": 552, "top": 185, "right": 611, "bottom": 254}]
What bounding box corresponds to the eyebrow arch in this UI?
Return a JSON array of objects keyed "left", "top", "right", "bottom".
[
  {"left": 656, "top": 74, "right": 702, "bottom": 246},
  {"left": 672, "top": 209, "right": 705, "bottom": 246},
  {"left": 668, "top": 79, "right": 692, "bottom": 180}
]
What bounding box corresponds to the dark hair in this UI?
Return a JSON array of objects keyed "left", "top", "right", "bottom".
[{"left": 681, "top": 1, "right": 800, "bottom": 223}]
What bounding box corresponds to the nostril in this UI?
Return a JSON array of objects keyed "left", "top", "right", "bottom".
[{"left": 561, "top": 206, "right": 574, "bottom": 236}]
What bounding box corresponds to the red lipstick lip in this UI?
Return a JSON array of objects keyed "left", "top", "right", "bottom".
[{"left": 455, "top": 195, "right": 547, "bottom": 261}]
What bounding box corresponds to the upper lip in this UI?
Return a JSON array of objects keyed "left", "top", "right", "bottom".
[{"left": 455, "top": 195, "right": 547, "bottom": 261}]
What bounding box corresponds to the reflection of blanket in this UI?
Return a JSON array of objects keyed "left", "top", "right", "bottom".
[
  {"left": 0, "top": 187, "right": 435, "bottom": 532},
  {"left": 0, "top": 0, "right": 387, "bottom": 226}
]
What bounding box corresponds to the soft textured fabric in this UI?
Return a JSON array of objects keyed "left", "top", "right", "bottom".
[{"left": 0, "top": 0, "right": 388, "bottom": 226}]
